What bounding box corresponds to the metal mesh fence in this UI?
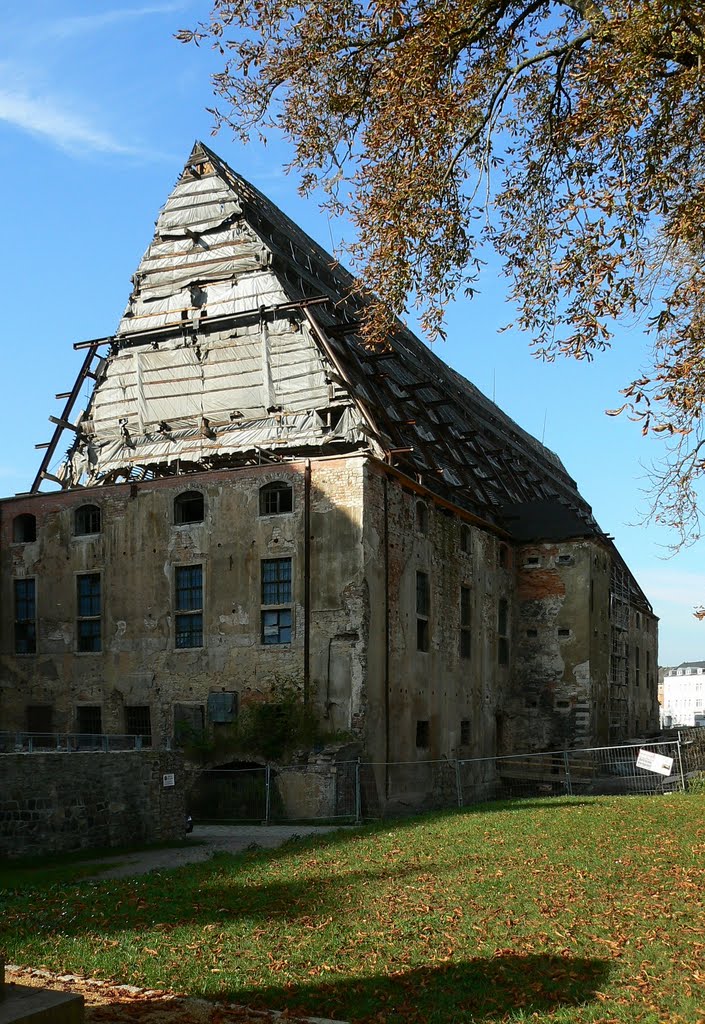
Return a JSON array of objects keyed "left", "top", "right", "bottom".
[
  {"left": 0, "top": 732, "right": 152, "bottom": 753},
  {"left": 4, "top": 731, "right": 704, "bottom": 822}
]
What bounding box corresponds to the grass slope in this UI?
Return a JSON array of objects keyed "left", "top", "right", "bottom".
[{"left": 2, "top": 795, "right": 704, "bottom": 1023}]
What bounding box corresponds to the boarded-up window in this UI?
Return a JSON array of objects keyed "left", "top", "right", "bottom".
[{"left": 208, "top": 692, "right": 238, "bottom": 724}]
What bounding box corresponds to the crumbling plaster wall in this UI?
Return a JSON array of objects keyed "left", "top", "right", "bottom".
[
  {"left": 509, "top": 541, "right": 659, "bottom": 751},
  {"left": 0, "top": 457, "right": 369, "bottom": 747},
  {"left": 510, "top": 541, "right": 600, "bottom": 751},
  {"left": 361, "top": 464, "right": 513, "bottom": 765}
]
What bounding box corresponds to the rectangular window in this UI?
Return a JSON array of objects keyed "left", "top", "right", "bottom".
[
  {"left": 26, "top": 705, "right": 54, "bottom": 746},
  {"left": 76, "top": 706, "right": 102, "bottom": 735},
  {"left": 125, "top": 706, "right": 152, "bottom": 745},
  {"left": 14, "top": 578, "right": 36, "bottom": 654},
  {"left": 261, "top": 558, "right": 292, "bottom": 604},
  {"left": 416, "top": 571, "right": 430, "bottom": 652},
  {"left": 76, "top": 573, "right": 101, "bottom": 652},
  {"left": 460, "top": 719, "right": 470, "bottom": 746},
  {"left": 416, "top": 720, "right": 430, "bottom": 748},
  {"left": 460, "top": 585, "right": 472, "bottom": 659},
  {"left": 175, "top": 564, "right": 203, "bottom": 648},
  {"left": 261, "top": 558, "right": 292, "bottom": 645},
  {"left": 635, "top": 645, "right": 640, "bottom": 687},
  {"left": 498, "top": 597, "right": 509, "bottom": 665}
]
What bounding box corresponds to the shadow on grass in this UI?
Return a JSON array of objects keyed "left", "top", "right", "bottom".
[{"left": 225, "top": 952, "right": 611, "bottom": 1023}]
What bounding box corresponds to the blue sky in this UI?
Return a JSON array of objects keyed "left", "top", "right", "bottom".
[{"left": 1, "top": 0, "right": 703, "bottom": 665}]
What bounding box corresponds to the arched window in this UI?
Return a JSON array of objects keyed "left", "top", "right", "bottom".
[
  {"left": 459, "top": 524, "right": 470, "bottom": 553},
  {"left": 259, "top": 481, "right": 293, "bottom": 516},
  {"left": 74, "top": 504, "right": 101, "bottom": 536},
  {"left": 415, "top": 501, "right": 428, "bottom": 535},
  {"left": 13, "top": 514, "right": 36, "bottom": 543},
  {"left": 174, "top": 491, "right": 204, "bottom": 525}
]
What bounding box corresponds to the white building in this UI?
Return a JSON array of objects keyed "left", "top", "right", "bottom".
[{"left": 661, "top": 661, "right": 705, "bottom": 727}]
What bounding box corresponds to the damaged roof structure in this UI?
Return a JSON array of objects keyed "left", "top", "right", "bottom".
[
  {"left": 2, "top": 141, "right": 659, "bottom": 785},
  {"left": 37, "top": 142, "right": 611, "bottom": 548}
]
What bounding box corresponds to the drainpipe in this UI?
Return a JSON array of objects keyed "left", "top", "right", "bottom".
[{"left": 304, "top": 459, "right": 311, "bottom": 704}]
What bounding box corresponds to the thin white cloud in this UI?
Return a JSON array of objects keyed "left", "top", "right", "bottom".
[
  {"left": 44, "top": 4, "right": 189, "bottom": 40},
  {"left": 0, "top": 86, "right": 140, "bottom": 155}
]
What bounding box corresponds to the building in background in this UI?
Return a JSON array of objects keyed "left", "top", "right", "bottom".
[
  {"left": 661, "top": 662, "right": 705, "bottom": 727},
  {"left": 1, "top": 143, "right": 659, "bottom": 794}
]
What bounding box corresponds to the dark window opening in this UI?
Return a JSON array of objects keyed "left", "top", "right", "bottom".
[
  {"left": 498, "top": 598, "right": 509, "bottom": 665},
  {"left": 13, "top": 514, "right": 36, "bottom": 543},
  {"left": 460, "top": 585, "right": 472, "bottom": 659},
  {"left": 26, "top": 705, "right": 53, "bottom": 744},
  {"left": 526, "top": 628, "right": 538, "bottom": 638},
  {"left": 525, "top": 555, "right": 540, "bottom": 567},
  {"left": 416, "top": 571, "right": 430, "bottom": 652},
  {"left": 74, "top": 504, "right": 101, "bottom": 536},
  {"left": 174, "top": 704, "right": 205, "bottom": 745},
  {"left": 558, "top": 628, "right": 571, "bottom": 638},
  {"left": 557, "top": 554, "right": 573, "bottom": 565},
  {"left": 259, "top": 482, "right": 293, "bottom": 515},
  {"left": 125, "top": 706, "right": 152, "bottom": 745},
  {"left": 460, "top": 524, "right": 471, "bottom": 553},
  {"left": 174, "top": 491, "right": 204, "bottom": 524},
  {"left": 76, "top": 706, "right": 102, "bottom": 735},
  {"left": 77, "top": 573, "right": 101, "bottom": 652},
  {"left": 175, "top": 564, "right": 203, "bottom": 648},
  {"left": 498, "top": 543, "right": 509, "bottom": 568},
  {"left": 14, "top": 578, "right": 36, "bottom": 654},
  {"left": 460, "top": 720, "right": 470, "bottom": 746},
  {"left": 416, "top": 720, "right": 430, "bottom": 748},
  {"left": 635, "top": 646, "right": 640, "bottom": 687}
]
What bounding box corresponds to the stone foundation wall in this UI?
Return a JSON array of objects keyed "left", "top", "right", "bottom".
[{"left": 0, "top": 750, "right": 185, "bottom": 859}]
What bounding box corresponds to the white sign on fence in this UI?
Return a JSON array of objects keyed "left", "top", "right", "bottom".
[
  {"left": 162, "top": 773, "right": 175, "bottom": 787},
  {"left": 636, "top": 749, "right": 673, "bottom": 776}
]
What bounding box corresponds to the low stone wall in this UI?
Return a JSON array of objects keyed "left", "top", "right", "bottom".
[{"left": 0, "top": 751, "right": 186, "bottom": 859}]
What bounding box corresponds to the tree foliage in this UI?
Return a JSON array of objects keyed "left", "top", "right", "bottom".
[{"left": 179, "top": 1, "right": 705, "bottom": 543}]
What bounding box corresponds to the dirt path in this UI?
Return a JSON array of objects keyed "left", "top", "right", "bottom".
[{"left": 84, "top": 824, "right": 349, "bottom": 880}]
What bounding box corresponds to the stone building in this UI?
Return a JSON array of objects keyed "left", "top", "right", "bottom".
[
  {"left": 661, "top": 661, "right": 705, "bottom": 727},
  {"left": 0, "top": 142, "right": 658, "bottom": 776}
]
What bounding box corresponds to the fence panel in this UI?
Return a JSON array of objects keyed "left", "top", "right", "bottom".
[
  {"left": 270, "top": 761, "right": 360, "bottom": 822},
  {"left": 189, "top": 767, "right": 268, "bottom": 823},
  {"left": 566, "top": 741, "right": 683, "bottom": 796}
]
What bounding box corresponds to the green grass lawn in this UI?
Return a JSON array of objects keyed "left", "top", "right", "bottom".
[{"left": 2, "top": 795, "right": 704, "bottom": 1023}]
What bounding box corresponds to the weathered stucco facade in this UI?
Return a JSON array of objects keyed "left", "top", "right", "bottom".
[{"left": 0, "top": 142, "right": 659, "bottom": 800}]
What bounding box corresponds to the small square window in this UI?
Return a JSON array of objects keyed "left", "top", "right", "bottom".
[
  {"left": 174, "top": 491, "right": 204, "bottom": 524},
  {"left": 262, "top": 608, "right": 292, "bottom": 645},
  {"left": 74, "top": 504, "right": 101, "bottom": 536},
  {"left": 260, "top": 482, "right": 293, "bottom": 515}
]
